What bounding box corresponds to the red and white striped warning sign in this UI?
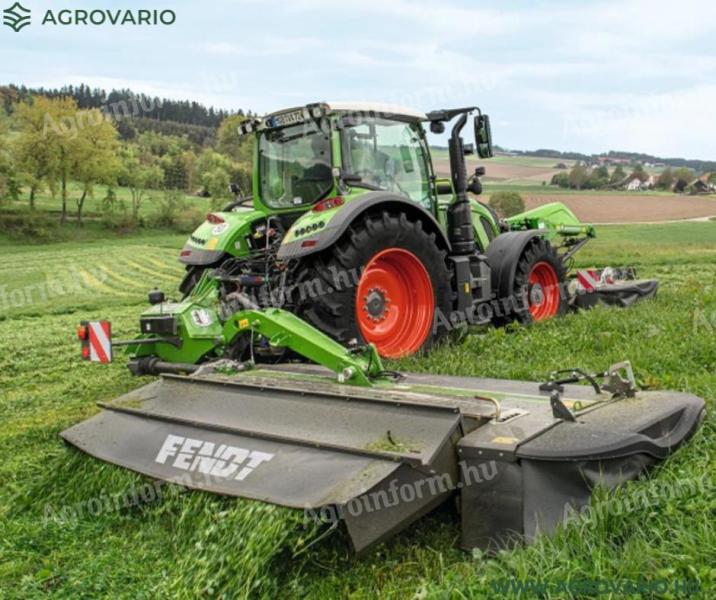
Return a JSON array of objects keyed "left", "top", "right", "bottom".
[
  {"left": 88, "top": 320, "right": 113, "bottom": 364},
  {"left": 576, "top": 269, "right": 601, "bottom": 292}
]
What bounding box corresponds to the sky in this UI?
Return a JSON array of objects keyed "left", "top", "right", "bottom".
[{"left": 1, "top": 0, "right": 715, "bottom": 159}]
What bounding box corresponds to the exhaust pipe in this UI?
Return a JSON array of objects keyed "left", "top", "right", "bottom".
[{"left": 447, "top": 112, "right": 476, "bottom": 255}]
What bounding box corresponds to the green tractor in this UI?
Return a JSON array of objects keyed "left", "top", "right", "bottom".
[{"left": 175, "top": 102, "right": 643, "bottom": 359}]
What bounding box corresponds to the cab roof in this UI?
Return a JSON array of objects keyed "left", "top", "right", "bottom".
[
  {"left": 324, "top": 101, "right": 427, "bottom": 121},
  {"left": 265, "top": 101, "right": 427, "bottom": 122}
]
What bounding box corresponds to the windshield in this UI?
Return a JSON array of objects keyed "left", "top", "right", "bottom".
[
  {"left": 341, "top": 118, "right": 431, "bottom": 208},
  {"left": 258, "top": 122, "right": 333, "bottom": 209}
]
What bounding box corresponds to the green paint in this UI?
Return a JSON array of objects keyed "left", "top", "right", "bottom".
[{"left": 183, "top": 106, "right": 594, "bottom": 270}]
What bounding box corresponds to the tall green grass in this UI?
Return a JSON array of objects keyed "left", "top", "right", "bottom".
[{"left": 1, "top": 222, "right": 714, "bottom": 597}]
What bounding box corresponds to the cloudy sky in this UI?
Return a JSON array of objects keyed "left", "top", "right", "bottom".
[{"left": 2, "top": 0, "right": 715, "bottom": 158}]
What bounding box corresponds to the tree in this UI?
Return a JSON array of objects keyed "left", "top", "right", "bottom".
[
  {"left": 588, "top": 165, "right": 609, "bottom": 189},
  {"left": 673, "top": 167, "right": 694, "bottom": 193},
  {"left": 13, "top": 96, "right": 63, "bottom": 209},
  {"left": 630, "top": 163, "right": 648, "bottom": 182},
  {"left": 216, "top": 114, "right": 253, "bottom": 166},
  {"left": 196, "top": 149, "right": 235, "bottom": 202},
  {"left": 488, "top": 191, "right": 525, "bottom": 218},
  {"left": 0, "top": 113, "right": 21, "bottom": 203},
  {"left": 73, "top": 110, "right": 120, "bottom": 223},
  {"left": 120, "top": 146, "right": 163, "bottom": 219},
  {"left": 708, "top": 172, "right": 716, "bottom": 185},
  {"left": 609, "top": 165, "right": 626, "bottom": 184},
  {"left": 656, "top": 168, "right": 674, "bottom": 190},
  {"left": 568, "top": 165, "right": 589, "bottom": 190},
  {"left": 593, "top": 165, "right": 609, "bottom": 180},
  {"left": 14, "top": 97, "right": 123, "bottom": 221},
  {"left": 13, "top": 96, "right": 89, "bottom": 221},
  {"left": 162, "top": 152, "right": 190, "bottom": 190},
  {"left": 550, "top": 172, "right": 570, "bottom": 188}
]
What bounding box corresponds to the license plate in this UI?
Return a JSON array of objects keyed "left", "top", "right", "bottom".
[{"left": 268, "top": 109, "right": 306, "bottom": 128}]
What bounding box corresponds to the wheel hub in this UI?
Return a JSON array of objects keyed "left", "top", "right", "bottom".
[
  {"left": 364, "top": 288, "right": 389, "bottom": 322},
  {"left": 527, "top": 261, "right": 561, "bottom": 321},
  {"left": 355, "top": 247, "right": 435, "bottom": 358},
  {"left": 529, "top": 282, "right": 544, "bottom": 306}
]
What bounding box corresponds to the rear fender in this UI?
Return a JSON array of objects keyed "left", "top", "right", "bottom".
[
  {"left": 277, "top": 192, "right": 450, "bottom": 261},
  {"left": 485, "top": 230, "right": 543, "bottom": 299}
]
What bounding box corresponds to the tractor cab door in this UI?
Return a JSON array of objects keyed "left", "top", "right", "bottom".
[
  {"left": 257, "top": 122, "right": 334, "bottom": 210},
  {"left": 341, "top": 118, "right": 433, "bottom": 210}
]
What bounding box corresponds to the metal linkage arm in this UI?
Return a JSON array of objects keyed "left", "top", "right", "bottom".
[{"left": 221, "top": 308, "right": 385, "bottom": 387}]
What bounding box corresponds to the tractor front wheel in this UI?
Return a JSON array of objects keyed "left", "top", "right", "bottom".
[
  {"left": 511, "top": 238, "right": 567, "bottom": 324},
  {"left": 297, "top": 211, "right": 452, "bottom": 358}
]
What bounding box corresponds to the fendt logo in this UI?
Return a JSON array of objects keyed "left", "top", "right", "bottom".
[
  {"left": 155, "top": 434, "right": 275, "bottom": 482},
  {"left": 2, "top": 2, "right": 31, "bottom": 32}
]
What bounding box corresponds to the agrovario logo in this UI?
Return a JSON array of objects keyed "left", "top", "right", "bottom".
[
  {"left": 3, "top": 2, "right": 31, "bottom": 32},
  {"left": 2, "top": 3, "right": 176, "bottom": 32}
]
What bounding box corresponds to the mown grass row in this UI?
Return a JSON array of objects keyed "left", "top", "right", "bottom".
[
  {"left": 1, "top": 223, "right": 714, "bottom": 598},
  {"left": 0, "top": 235, "right": 186, "bottom": 320}
]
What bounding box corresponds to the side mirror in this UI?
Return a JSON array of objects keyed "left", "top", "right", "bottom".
[
  {"left": 429, "top": 121, "right": 445, "bottom": 134},
  {"left": 474, "top": 114, "right": 494, "bottom": 159}
]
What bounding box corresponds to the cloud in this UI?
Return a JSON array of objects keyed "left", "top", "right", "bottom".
[
  {"left": 529, "top": 84, "right": 716, "bottom": 158},
  {"left": 7, "top": 0, "right": 716, "bottom": 156},
  {"left": 198, "top": 36, "right": 324, "bottom": 57},
  {"left": 276, "top": 0, "right": 521, "bottom": 38}
]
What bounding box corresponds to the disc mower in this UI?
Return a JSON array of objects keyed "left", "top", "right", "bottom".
[
  {"left": 66, "top": 289, "right": 704, "bottom": 554},
  {"left": 175, "top": 102, "right": 657, "bottom": 359}
]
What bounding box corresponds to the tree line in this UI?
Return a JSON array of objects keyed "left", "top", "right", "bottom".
[
  {"left": 514, "top": 148, "right": 716, "bottom": 174},
  {"left": 0, "top": 94, "right": 253, "bottom": 225},
  {"left": 550, "top": 163, "right": 707, "bottom": 192},
  {"left": 0, "top": 84, "right": 240, "bottom": 128}
]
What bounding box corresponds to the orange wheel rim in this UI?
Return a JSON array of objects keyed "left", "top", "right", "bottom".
[
  {"left": 356, "top": 248, "right": 434, "bottom": 358},
  {"left": 528, "top": 261, "right": 560, "bottom": 321}
]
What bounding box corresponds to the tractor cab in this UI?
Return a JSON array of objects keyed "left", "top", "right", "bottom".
[{"left": 245, "top": 102, "right": 438, "bottom": 212}]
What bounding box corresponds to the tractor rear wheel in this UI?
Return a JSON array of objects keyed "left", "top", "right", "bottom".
[
  {"left": 296, "top": 211, "right": 452, "bottom": 358},
  {"left": 510, "top": 238, "right": 567, "bottom": 324}
]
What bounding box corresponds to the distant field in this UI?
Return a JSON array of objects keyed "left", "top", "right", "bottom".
[
  {"left": 4, "top": 181, "right": 209, "bottom": 220},
  {"left": 429, "top": 151, "right": 716, "bottom": 224},
  {"left": 518, "top": 193, "right": 716, "bottom": 224},
  {"left": 432, "top": 152, "right": 569, "bottom": 185}
]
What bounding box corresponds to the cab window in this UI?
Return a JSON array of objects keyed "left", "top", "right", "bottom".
[
  {"left": 258, "top": 122, "right": 333, "bottom": 209},
  {"left": 341, "top": 119, "right": 431, "bottom": 208}
]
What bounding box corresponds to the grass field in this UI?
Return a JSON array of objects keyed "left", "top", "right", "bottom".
[
  {"left": 5, "top": 181, "right": 206, "bottom": 219},
  {"left": 1, "top": 222, "right": 715, "bottom": 598}
]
